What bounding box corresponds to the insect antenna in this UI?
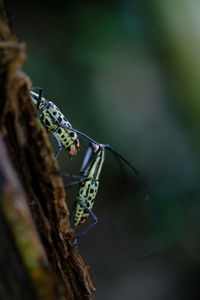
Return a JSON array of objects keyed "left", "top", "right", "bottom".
[
  {"left": 68, "top": 127, "right": 100, "bottom": 146},
  {"left": 107, "top": 147, "right": 128, "bottom": 184},
  {"left": 104, "top": 144, "right": 149, "bottom": 199},
  {"left": 103, "top": 144, "right": 163, "bottom": 257}
]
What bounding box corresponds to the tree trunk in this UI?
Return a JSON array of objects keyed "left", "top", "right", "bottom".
[{"left": 0, "top": 1, "right": 94, "bottom": 299}]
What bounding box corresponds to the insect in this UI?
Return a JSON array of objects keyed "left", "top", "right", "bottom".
[
  {"left": 64, "top": 141, "right": 161, "bottom": 251},
  {"left": 30, "top": 89, "right": 80, "bottom": 158},
  {"left": 30, "top": 88, "right": 108, "bottom": 158},
  {"left": 73, "top": 143, "right": 105, "bottom": 243},
  {"left": 30, "top": 88, "right": 162, "bottom": 252}
]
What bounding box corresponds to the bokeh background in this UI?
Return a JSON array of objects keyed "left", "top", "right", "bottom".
[{"left": 6, "top": 1, "right": 200, "bottom": 299}]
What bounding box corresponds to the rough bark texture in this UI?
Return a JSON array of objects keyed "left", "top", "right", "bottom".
[{"left": 0, "top": 2, "right": 94, "bottom": 299}]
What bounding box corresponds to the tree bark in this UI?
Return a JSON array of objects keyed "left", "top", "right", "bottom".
[{"left": 0, "top": 1, "right": 94, "bottom": 299}]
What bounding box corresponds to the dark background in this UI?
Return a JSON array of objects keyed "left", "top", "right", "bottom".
[{"left": 5, "top": 1, "right": 200, "bottom": 299}]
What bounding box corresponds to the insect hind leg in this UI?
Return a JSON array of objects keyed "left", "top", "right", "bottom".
[{"left": 72, "top": 199, "right": 98, "bottom": 245}]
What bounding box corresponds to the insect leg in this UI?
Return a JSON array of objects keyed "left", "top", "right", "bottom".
[
  {"left": 30, "top": 89, "right": 45, "bottom": 107},
  {"left": 73, "top": 199, "right": 98, "bottom": 245},
  {"left": 64, "top": 144, "right": 97, "bottom": 188},
  {"left": 36, "top": 88, "right": 43, "bottom": 110},
  {"left": 61, "top": 173, "right": 91, "bottom": 180},
  {"left": 64, "top": 181, "right": 84, "bottom": 189},
  {"left": 51, "top": 131, "right": 62, "bottom": 158},
  {"left": 63, "top": 175, "right": 91, "bottom": 189},
  {"left": 30, "top": 89, "right": 49, "bottom": 116}
]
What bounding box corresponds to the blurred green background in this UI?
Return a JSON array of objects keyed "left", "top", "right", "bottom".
[{"left": 6, "top": 1, "right": 200, "bottom": 299}]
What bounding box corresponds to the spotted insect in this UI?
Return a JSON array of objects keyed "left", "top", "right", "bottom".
[
  {"left": 64, "top": 140, "right": 162, "bottom": 250},
  {"left": 30, "top": 88, "right": 80, "bottom": 158},
  {"left": 63, "top": 142, "right": 105, "bottom": 242},
  {"left": 75, "top": 143, "right": 104, "bottom": 221},
  {"left": 31, "top": 88, "right": 162, "bottom": 251}
]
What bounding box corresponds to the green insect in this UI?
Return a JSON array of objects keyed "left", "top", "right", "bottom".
[
  {"left": 30, "top": 88, "right": 162, "bottom": 253},
  {"left": 63, "top": 143, "right": 104, "bottom": 243},
  {"left": 74, "top": 144, "right": 104, "bottom": 224},
  {"left": 64, "top": 141, "right": 162, "bottom": 252},
  {"left": 30, "top": 89, "right": 80, "bottom": 158}
]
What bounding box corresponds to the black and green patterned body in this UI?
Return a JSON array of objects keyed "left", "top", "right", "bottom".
[
  {"left": 30, "top": 91, "right": 80, "bottom": 157},
  {"left": 73, "top": 145, "right": 105, "bottom": 225}
]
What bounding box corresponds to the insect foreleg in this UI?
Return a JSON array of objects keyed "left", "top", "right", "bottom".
[{"left": 73, "top": 199, "right": 98, "bottom": 245}]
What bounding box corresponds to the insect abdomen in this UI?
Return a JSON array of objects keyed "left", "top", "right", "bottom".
[
  {"left": 55, "top": 127, "right": 80, "bottom": 156},
  {"left": 73, "top": 180, "right": 99, "bottom": 225},
  {"left": 40, "top": 106, "right": 80, "bottom": 157}
]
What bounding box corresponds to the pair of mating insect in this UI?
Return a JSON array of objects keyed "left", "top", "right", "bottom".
[{"left": 30, "top": 89, "right": 160, "bottom": 249}]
